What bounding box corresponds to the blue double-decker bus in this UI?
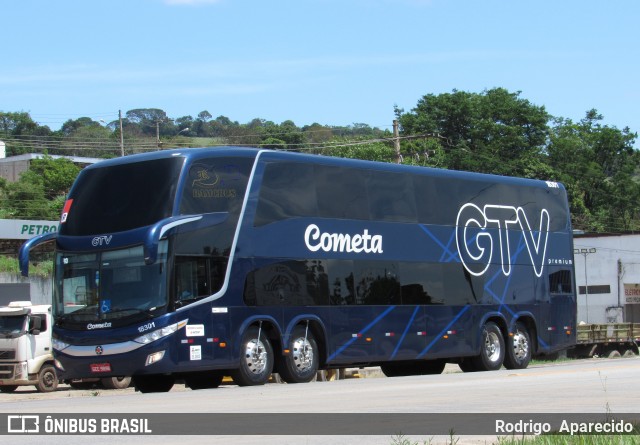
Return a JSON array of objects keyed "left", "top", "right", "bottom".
[{"left": 20, "top": 147, "right": 576, "bottom": 392}]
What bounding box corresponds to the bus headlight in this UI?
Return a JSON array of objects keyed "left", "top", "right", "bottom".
[
  {"left": 52, "top": 338, "right": 70, "bottom": 351},
  {"left": 134, "top": 319, "right": 188, "bottom": 345}
]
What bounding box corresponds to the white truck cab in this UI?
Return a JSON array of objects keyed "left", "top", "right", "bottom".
[{"left": 0, "top": 301, "right": 58, "bottom": 392}]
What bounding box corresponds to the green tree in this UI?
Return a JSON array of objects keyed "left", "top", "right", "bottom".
[
  {"left": 29, "top": 155, "right": 81, "bottom": 199},
  {"left": 0, "top": 111, "right": 52, "bottom": 156},
  {"left": 397, "top": 88, "right": 550, "bottom": 177},
  {"left": 548, "top": 111, "right": 639, "bottom": 232}
]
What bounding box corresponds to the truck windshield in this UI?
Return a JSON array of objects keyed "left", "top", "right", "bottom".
[
  {"left": 53, "top": 242, "right": 168, "bottom": 329},
  {"left": 0, "top": 315, "right": 27, "bottom": 337}
]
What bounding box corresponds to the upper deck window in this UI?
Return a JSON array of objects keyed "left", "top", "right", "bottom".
[
  {"left": 179, "top": 157, "right": 256, "bottom": 215},
  {"left": 61, "top": 157, "right": 183, "bottom": 236}
]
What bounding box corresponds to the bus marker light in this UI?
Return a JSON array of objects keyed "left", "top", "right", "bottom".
[
  {"left": 385, "top": 332, "right": 395, "bottom": 337},
  {"left": 219, "top": 342, "right": 227, "bottom": 348},
  {"left": 365, "top": 337, "right": 372, "bottom": 342},
  {"left": 443, "top": 335, "right": 449, "bottom": 339},
  {"left": 283, "top": 349, "right": 291, "bottom": 354}
]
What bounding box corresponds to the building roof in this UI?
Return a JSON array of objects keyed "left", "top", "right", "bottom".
[{"left": 0, "top": 153, "right": 103, "bottom": 165}]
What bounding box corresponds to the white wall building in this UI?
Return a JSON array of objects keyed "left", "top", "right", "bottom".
[{"left": 573, "top": 234, "right": 640, "bottom": 324}]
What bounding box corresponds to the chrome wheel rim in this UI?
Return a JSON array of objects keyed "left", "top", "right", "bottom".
[
  {"left": 291, "top": 337, "right": 314, "bottom": 373},
  {"left": 512, "top": 331, "right": 529, "bottom": 361},
  {"left": 243, "top": 338, "right": 268, "bottom": 375},
  {"left": 485, "top": 331, "right": 502, "bottom": 363}
]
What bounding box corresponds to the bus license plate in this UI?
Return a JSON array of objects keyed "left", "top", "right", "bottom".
[{"left": 90, "top": 363, "right": 112, "bottom": 373}]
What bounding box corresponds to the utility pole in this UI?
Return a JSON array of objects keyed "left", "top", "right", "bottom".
[
  {"left": 119, "top": 110, "right": 124, "bottom": 157},
  {"left": 393, "top": 120, "right": 401, "bottom": 164}
]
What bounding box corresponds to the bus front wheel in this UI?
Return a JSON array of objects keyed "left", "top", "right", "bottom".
[
  {"left": 232, "top": 326, "right": 274, "bottom": 386},
  {"left": 278, "top": 326, "right": 319, "bottom": 383},
  {"left": 184, "top": 371, "right": 224, "bottom": 390},
  {"left": 134, "top": 375, "right": 175, "bottom": 393}
]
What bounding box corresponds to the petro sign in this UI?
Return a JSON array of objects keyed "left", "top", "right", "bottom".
[{"left": 0, "top": 219, "right": 59, "bottom": 240}]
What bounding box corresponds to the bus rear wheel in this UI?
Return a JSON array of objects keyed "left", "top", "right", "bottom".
[
  {"left": 471, "top": 322, "right": 505, "bottom": 371},
  {"left": 134, "top": 375, "right": 175, "bottom": 393},
  {"left": 278, "top": 326, "right": 319, "bottom": 383},
  {"left": 503, "top": 322, "right": 531, "bottom": 369},
  {"left": 231, "top": 326, "right": 274, "bottom": 386}
]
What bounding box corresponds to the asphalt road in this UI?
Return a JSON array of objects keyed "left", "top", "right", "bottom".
[{"left": 1, "top": 358, "right": 639, "bottom": 445}]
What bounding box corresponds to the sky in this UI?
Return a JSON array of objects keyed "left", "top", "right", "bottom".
[{"left": 1, "top": 0, "right": 639, "bottom": 136}]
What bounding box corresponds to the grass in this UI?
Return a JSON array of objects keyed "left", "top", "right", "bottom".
[
  {"left": 0, "top": 255, "right": 53, "bottom": 277},
  {"left": 391, "top": 432, "right": 639, "bottom": 445}
]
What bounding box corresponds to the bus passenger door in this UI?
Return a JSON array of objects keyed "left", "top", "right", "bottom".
[{"left": 174, "top": 256, "right": 231, "bottom": 366}]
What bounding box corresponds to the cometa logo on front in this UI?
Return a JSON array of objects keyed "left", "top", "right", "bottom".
[
  {"left": 87, "top": 322, "right": 112, "bottom": 330},
  {"left": 304, "top": 224, "right": 383, "bottom": 254}
]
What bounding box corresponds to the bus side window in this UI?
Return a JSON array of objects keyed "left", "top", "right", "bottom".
[{"left": 175, "top": 257, "right": 210, "bottom": 303}]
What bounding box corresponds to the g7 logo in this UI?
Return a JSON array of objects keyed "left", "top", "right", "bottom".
[
  {"left": 92, "top": 235, "right": 112, "bottom": 247},
  {"left": 456, "top": 204, "right": 549, "bottom": 278}
]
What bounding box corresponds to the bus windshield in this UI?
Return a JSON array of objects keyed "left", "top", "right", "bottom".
[
  {"left": 53, "top": 242, "right": 168, "bottom": 328},
  {"left": 61, "top": 157, "right": 184, "bottom": 236}
]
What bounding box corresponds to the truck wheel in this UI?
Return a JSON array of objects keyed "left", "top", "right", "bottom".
[
  {"left": 134, "top": 375, "right": 175, "bottom": 393},
  {"left": 278, "top": 326, "right": 319, "bottom": 383},
  {"left": 36, "top": 365, "right": 58, "bottom": 393},
  {"left": 231, "top": 326, "right": 274, "bottom": 386},
  {"left": 0, "top": 385, "right": 18, "bottom": 393},
  {"left": 472, "top": 322, "right": 505, "bottom": 371},
  {"left": 101, "top": 376, "right": 132, "bottom": 389},
  {"left": 503, "top": 322, "right": 531, "bottom": 369}
]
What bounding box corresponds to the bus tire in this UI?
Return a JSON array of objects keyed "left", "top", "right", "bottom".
[
  {"left": 35, "top": 365, "right": 58, "bottom": 393},
  {"left": 134, "top": 375, "right": 175, "bottom": 393},
  {"left": 231, "top": 326, "right": 274, "bottom": 386},
  {"left": 472, "top": 322, "right": 505, "bottom": 371},
  {"left": 503, "top": 322, "right": 531, "bottom": 370},
  {"left": 101, "top": 376, "right": 132, "bottom": 389},
  {"left": 278, "top": 326, "right": 319, "bottom": 383},
  {"left": 458, "top": 359, "right": 478, "bottom": 372},
  {"left": 184, "top": 371, "right": 224, "bottom": 390},
  {"left": 414, "top": 359, "right": 446, "bottom": 375}
]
